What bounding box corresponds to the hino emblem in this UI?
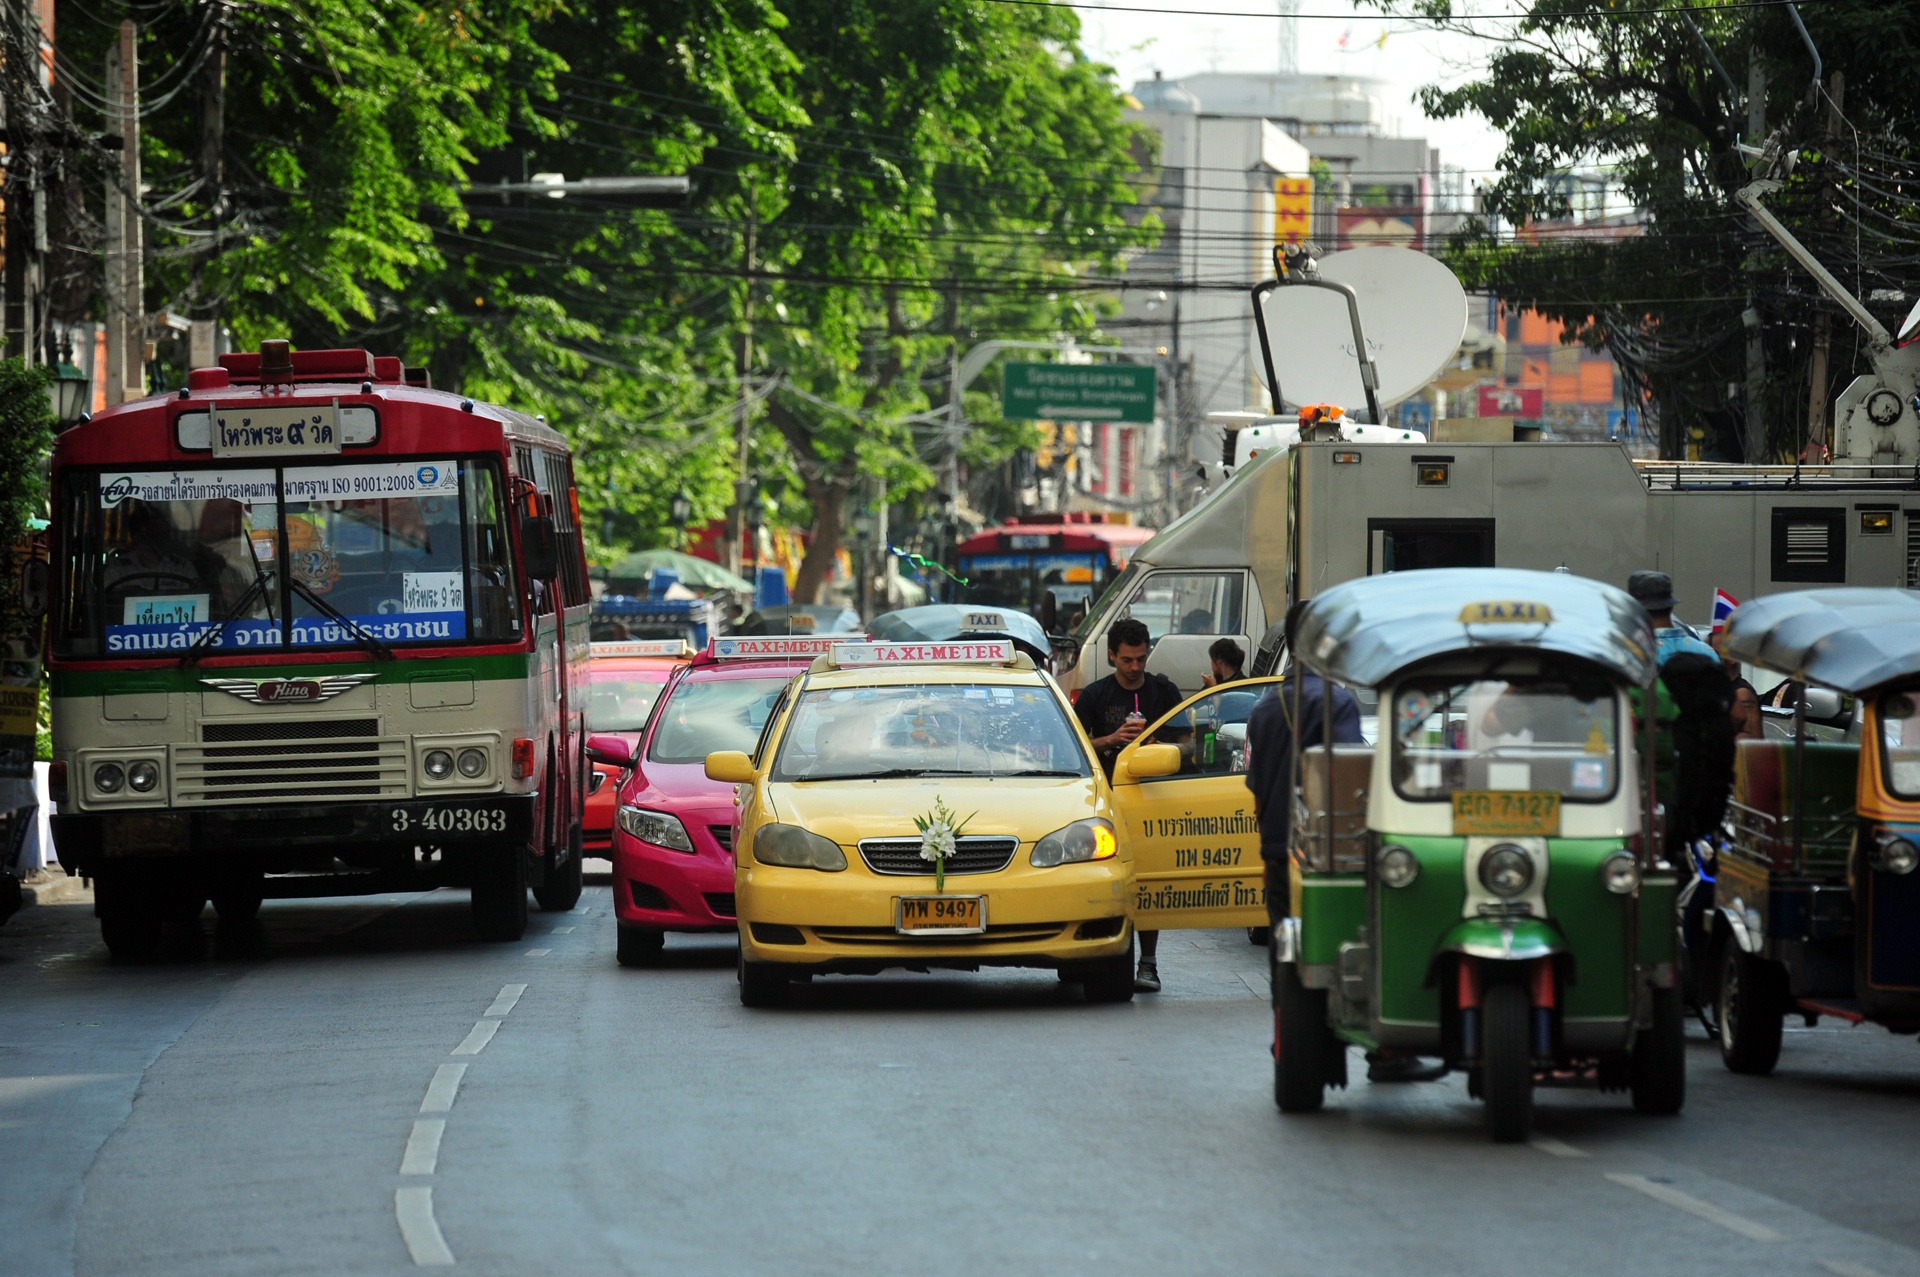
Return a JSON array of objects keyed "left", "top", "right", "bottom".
[{"left": 202, "top": 673, "right": 377, "bottom": 704}]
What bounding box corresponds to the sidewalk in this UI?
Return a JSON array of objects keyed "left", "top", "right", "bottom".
[{"left": 15, "top": 867, "right": 90, "bottom": 908}]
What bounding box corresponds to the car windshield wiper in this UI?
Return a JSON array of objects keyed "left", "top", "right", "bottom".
[
  {"left": 289, "top": 577, "right": 395, "bottom": 660},
  {"left": 995, "top": 768, "right": 1087, "bottom": 777},
  {"left": 805, "top": 767, "right": 979, "bottom": 781},
  {"left": 179, "top": 573, "right": 271, "bottom": 669}
]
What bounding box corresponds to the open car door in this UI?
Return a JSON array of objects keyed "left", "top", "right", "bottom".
[{"left": 1109, "top": 677, "right": 1280, "bottom": 931}]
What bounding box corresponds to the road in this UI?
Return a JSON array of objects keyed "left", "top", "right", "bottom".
[{"left": 5, "top": 882, "right": 1920, "bottom": 1277}]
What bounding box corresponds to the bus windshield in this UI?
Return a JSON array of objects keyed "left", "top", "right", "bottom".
[{"left": 55, "top": 459, "right": 520, "bottom": 657}]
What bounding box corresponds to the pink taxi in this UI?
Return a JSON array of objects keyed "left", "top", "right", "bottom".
[{"left": 591, "top": 635, "right": 853, "bottom": 966}]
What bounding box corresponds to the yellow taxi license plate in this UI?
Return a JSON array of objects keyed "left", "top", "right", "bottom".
[
  {"left": 1451, "top": 790, "right": 1561, "bottom": 837},
  {"left": 896, "top": 895, "right": 986, "bottom": 935}
]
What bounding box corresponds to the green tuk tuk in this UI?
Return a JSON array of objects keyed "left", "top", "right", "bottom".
[
  {"left": 1711, "top": 588, "right": 1920, "bottom": 1071},
  {"left": 1275, "top": 568, "right": 1685, "bottom": 1142}
]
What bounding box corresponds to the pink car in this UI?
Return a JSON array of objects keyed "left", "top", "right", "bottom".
[{"left": 594, "top": 636, "right": 852, "bottom": 967}]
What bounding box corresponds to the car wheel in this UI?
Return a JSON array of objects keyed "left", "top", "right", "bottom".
[
  {"left": 1717, "top": 943, "right": 1784, "bottom": 1075},
  {"left": 616, "top": 925, "right": 666, "bottom": 968},
  {"left": 1481, "top": 982, "right": 1534, "bottom": 1143},
  {"left": 1630, "top": 986, "right": 1687, "bottom": 1115},
  {"left": 1080, "top": 937, "right": 1137, "bottom": 1004},
  {"left": 739, "top": 953, "right": 792, "bottom": 1008},
  {"left": 471, "top": 847, "right": 529, "bottom": 943}
]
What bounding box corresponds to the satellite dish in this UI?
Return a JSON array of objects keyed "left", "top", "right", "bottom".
[{"left": 1251, "top": 246, "right": 1469, "bottom": 417}]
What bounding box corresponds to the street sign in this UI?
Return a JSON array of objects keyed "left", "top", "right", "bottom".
[{"left": 1002, "top": 363, "right": 1156, "bottom": 424}]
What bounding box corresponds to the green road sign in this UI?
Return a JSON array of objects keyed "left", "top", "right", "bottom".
[{"left": 1002, "top": 362, "right": 1156, "bottom": 424}]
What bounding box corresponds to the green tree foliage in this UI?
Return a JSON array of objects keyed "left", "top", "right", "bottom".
[
  {"left": 1377, "top": 0, "right": 1920, "bottom": 460},
  {"left": 0, "top": 361, "right": 52, "bottom": 553}
]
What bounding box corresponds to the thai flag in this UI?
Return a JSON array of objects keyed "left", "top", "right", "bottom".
[{"left": 1710, "top": 589, "right": 1739, "bottom": 633}]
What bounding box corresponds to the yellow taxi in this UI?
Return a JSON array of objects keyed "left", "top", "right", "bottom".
[{"left": 705, "top": 639, "right": 1169, "bottom": 1006}]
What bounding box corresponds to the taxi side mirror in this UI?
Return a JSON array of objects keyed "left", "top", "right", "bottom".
[
  {"left": 585, "top": 733, "right": 633, "bottom": 770},
  {"left": 1114, "top": 742, "right": 1181, "bottom": 784},
  {"left": 705, "top": 750, "right": 756, "bottom": 784}
]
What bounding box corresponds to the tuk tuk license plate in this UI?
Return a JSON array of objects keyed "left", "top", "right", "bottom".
[
  {"left": 896, "top": 895, "right": 986, "bottom": 935},
  {"left": 1451, "top": 791, "right": 1561, "bottom": 837}
]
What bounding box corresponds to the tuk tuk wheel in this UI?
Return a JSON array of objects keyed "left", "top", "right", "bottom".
[
  {"left": 1716, "top": 944, "right": 1784, "bottom": 1075},
  {"left": 1629, "top": 986, "right": 1687, "bottom": 1115},
  {"left": 1482, "top": 983, "right": 1534, "bottom": 1143},
  {"left": 1273, "top": 960, "right": 1329, "bottom": 1113}
]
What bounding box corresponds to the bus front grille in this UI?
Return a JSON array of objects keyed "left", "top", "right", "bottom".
[{"left": 176, "top": 719, "right": 409, "bottom": 805}]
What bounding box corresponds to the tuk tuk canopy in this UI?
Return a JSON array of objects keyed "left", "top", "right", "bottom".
[
  {"left": 1293, "top": 568, "right": 1656, "bottom": 689},
  {"left": 1720, "top": 588, "right": 1920, "bottom": 695}
]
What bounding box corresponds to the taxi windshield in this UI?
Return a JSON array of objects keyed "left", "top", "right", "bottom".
[
  {"left": 1391, "top": 676, "right": 1618, "bottom": 803},
  {"left": 771, "top": 682, "right": 1090, "bottom": 781},
  {"left": 588, "top": 675, "right": 667, "bottom": 733},
  {"left": 647, "top": 675, "right": 791, "bottom": 763},
  {"left": 1880, "top": 690, "right": 1920, "bottom": 799}
]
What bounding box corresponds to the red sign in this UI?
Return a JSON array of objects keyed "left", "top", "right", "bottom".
[{"left": 1477, "top": 385, "right": 1545, "bottom": 418}]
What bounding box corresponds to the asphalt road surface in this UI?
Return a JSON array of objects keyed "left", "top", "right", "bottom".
[{"left": 6, "top": 882, "right": 1920, "bottom": 1277}]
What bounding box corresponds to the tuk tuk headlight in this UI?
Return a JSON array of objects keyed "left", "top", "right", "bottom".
[
  {"left": 127, "top": 760, "right": 160, "bottom": 793},
  {"left": 1478, "top": 844, "right": 1534, "bottom": 898},
  {"left": 1031, "top": 818, "right": 1117, "bottom": 867},
  {"left": 1376, "top": 844, "right": 1419, "bottom": 888},
  {"left": 1872, "top": 834, "right": 1920, "bottom": 876},
  {"left": 751, "top": 822, "right": 847, "bottom": 872},
  {"left": 92, "top": 763, "right": 125, "bottom": 794},
  {"left": 1600, "top": 851, "right": 1640, "bottom": 894}
]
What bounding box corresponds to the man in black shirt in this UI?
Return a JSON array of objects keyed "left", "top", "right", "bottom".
[{"left": 1074, "top": 617, "right": 1183, "bottom": 992}]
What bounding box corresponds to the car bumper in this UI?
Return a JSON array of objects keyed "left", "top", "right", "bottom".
[
  {"left": 737, "top": 857, "right": 1133, "bottom": 971},
  {"left": 611, "top": 832, "right": 737, "bottom": 931}
]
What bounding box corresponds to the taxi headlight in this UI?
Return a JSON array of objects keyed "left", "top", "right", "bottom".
[
  {"left": 92, "top": 762, "right": 125, "bottom": 794},
  {"left": 456, "top": 748, "right": 489, "bottom": 779},
  {"left": 127, "top": 760, "right": 160, "bottom": 793},
  {"left": 423, "top": 749, "right": 455, "bottom": 780},
  {"left": 1031, "top": 818, "right": 1117, "bottom": 868},
  {"left": 1376, "top": 844, "right": 1419, "bottom": 888},
  {"left": 751, "top": 823, "right": 847, "bottom": 872},
  {"left": 1872, "top": 834, "right": 1920, "bottom": 876},
  {"left": 1478, "top": 844, "right": 1535, "bottom": 898},
  {"left": 618, "top": 806, "right": 695, "bottom": 854},
  {"left": 1600, "top": 851, "right": 1640, "bottom": 894}
]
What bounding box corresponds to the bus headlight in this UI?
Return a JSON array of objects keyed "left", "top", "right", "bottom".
[
  {"left": 456, "top": 748, "right": 489, "bottom": 779},
  {"left": 93, "top": 763, "right": 125, "bottom": 794},
  {"left": 751, "top": 823, "right": 846, "bottom": 871},
  {"left": 1478, "top": 844, "right": 1535, "bottom": 898},
  {"left": 423, "top": 749, "right": 455, "bottom": 781},
  {"left": 1377, "top": 844, "right": 1419, "bottom": 888},
  {"left": 127, "top": 761, "right": 160, "bottom": 793},
  {"left": 1031, "top": 818, "right": 1117, "bottom": 867},
  {"left": 1600, "top": 851, "right": 1640, "bottom": 894},
  {"left": 1872, "top": 834, "right": 1920, "bottom": 876}
]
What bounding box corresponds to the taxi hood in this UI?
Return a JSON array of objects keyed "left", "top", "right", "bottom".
[{"left": 769, "top": 775, "right": 1102, "bottom": 847}]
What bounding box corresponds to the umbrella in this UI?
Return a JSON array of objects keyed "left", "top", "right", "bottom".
[{"left": 607, "top": 549, "right": 753, "bottom": 595}]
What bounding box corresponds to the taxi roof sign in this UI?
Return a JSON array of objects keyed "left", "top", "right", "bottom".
[
  {"left": 829, "top": 640, "right": 1017, "bottom": 667},
  {"left": 590, "top": 639, "right": 694, "bottom": 659},
  {"left": 1459, "top": 601, "right": 1554, "bottom": 625},
  {"left": 708, "top": 635, "right": 859, "bottom": 661}
]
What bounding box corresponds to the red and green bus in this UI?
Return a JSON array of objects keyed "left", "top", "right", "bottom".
[{"left": 955, "top": 514, "right": 1153, "bottom": 628}]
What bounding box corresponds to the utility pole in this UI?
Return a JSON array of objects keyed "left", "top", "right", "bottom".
[
  {"left": 190, "top": 3, "right": 228, "bottom": 370},
  {"left": 2, "top": 3, "right": 34, "bottom": 362},
  {"left": 728, "top": 204, "right": 756, "bottom": 578},
  {"left": 1804, "top": 70, "right": 1845, "bottom": 459},
  {"left": 944, "top": 282, "right": 961, "bottom": 521},
  {"left": 104, "top": 19, "right": 142, "bottom": 406},
  {"left": 1742, "top": 53, "right": 1767, "bottom": 463}
]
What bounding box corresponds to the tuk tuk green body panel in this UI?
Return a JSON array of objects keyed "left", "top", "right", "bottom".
[
  {"left": 1376, "top": 835, "right": 1466, "bottom": 1026},
  {"left": 1541, "top": 839, "right": 1635, "bottom": 1022},
  {"left": 1637, "top": 875, "right": 1678, "bottom": 967},
  {"left": 1297, "top": 875, "right": 1365, "bottom": 967}
]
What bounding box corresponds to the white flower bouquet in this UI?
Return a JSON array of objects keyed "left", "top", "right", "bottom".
[{"left": 913, "top": 797, "right": 976, "bottom": 891}]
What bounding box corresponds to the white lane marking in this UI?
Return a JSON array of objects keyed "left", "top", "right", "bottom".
[
  {"left": 450, "top": 1019, "right": 501, "bottom": 1056},
  {"left": 1821, "top": 1262, "right": 1890, "bottom": 1277},
  {"left": 552, "top": 926, "right": 575, "bottom": 933},
  {"left": 1604, "top": 1173, "right": 1784, "bottom": 1242},
  {"left": 1529, "top": 1135, "right": 1588, "bottom": 1158},
  {"left": 483, "top": 983, "right": 526, "bottom": 1017},
  {"left": 525, "top": 948, "right": 551, "bottom": 957},
  {"left": 400, "top": 1118, "right": 445, "bottom": 1175},
  {"left": 394, "top": 1186, "right": 455, "bottom": 1266},
  {"left": 419, "top": 1063, "right": 468, "bottom": 1114}
]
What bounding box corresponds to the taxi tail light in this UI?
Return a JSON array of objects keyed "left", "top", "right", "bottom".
[
  {"left": 49, "top": 760, "right": 67, "bottom": 805},
  {"left": 511, "top": 738, "right": 536, "bottom": 780}
]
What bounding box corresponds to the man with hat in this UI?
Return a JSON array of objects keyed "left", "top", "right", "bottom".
[
  {"left": 1626, "top": 570, "right": 1734, "bottom": 860},
  {"left": 1626, "top": 569, "right": 1716, "bottom": 666}
]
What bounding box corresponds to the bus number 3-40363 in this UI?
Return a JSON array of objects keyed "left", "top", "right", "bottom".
[{"left": 390, "top": 807, "right": 508, "bottom": 834}]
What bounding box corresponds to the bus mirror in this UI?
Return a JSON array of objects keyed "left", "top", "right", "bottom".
[
  {"left": 521, "top": 515, "right": 560, "bottom": 581},
  {"left": 19, "top": 558, "right": 48, "bottom": 619},
  {"left": 1039, "top": 590, "right": 1058, "bottom": 634}
]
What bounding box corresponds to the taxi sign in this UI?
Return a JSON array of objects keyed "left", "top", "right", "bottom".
[
  {"left": 960, "top": 610, "right": 1007, "bottom": 629},
  {"left": 831, "top": 640, "right": 1014, "bottom": 666},
  {"left": 590, "top": 639, "right": 693, "bottom": 659},
  {"left": 1459, "top": 601, "right": 1553, "bottom": 625},
  {"left": 710, "top": 636, "right": 850, "bottom": 660}
]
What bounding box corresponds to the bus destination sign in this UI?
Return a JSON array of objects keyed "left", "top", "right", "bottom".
[{"left": 212, "top": 402, "right": 343, "bottom": 458}]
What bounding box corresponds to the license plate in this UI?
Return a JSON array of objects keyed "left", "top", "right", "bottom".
[
  {"left": 896, "top": 895, "right": 986, "bottom": 935},
  {"left": 388, "top": 805, "right": 510, "bottom": 837},
  {"left": 1451, "top": 790, "right": 1561, "bottom": 837}
]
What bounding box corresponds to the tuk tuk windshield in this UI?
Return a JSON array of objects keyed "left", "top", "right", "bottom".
[
  {"left": 1391, "top": 677, "right": 1619, "bottom": 802},
  {"left": 1879, "top": 691, "right": 1920, "bottom": 799}
]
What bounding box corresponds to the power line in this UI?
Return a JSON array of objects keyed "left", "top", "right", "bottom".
[{"left": 980, "top": 0, "right": 1795, "bottom": 20}]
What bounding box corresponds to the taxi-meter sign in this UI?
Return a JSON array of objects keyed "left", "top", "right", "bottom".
[
  {"left": 1458, "top": 601, "right": 1554, "bottom": 624},
  {"left": 831, "top": 641, "right": 1014, "bottom": 666},
  {"left": 711, "top": 636, "right": 847, "bottom": 660},
  {"left": 591, "top": 639, "right": 694, "bottom": 659}
]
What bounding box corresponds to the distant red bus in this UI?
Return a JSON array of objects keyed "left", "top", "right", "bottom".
[{"left": 956, "top": 514, "right": 1152, "bottom": 626}]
